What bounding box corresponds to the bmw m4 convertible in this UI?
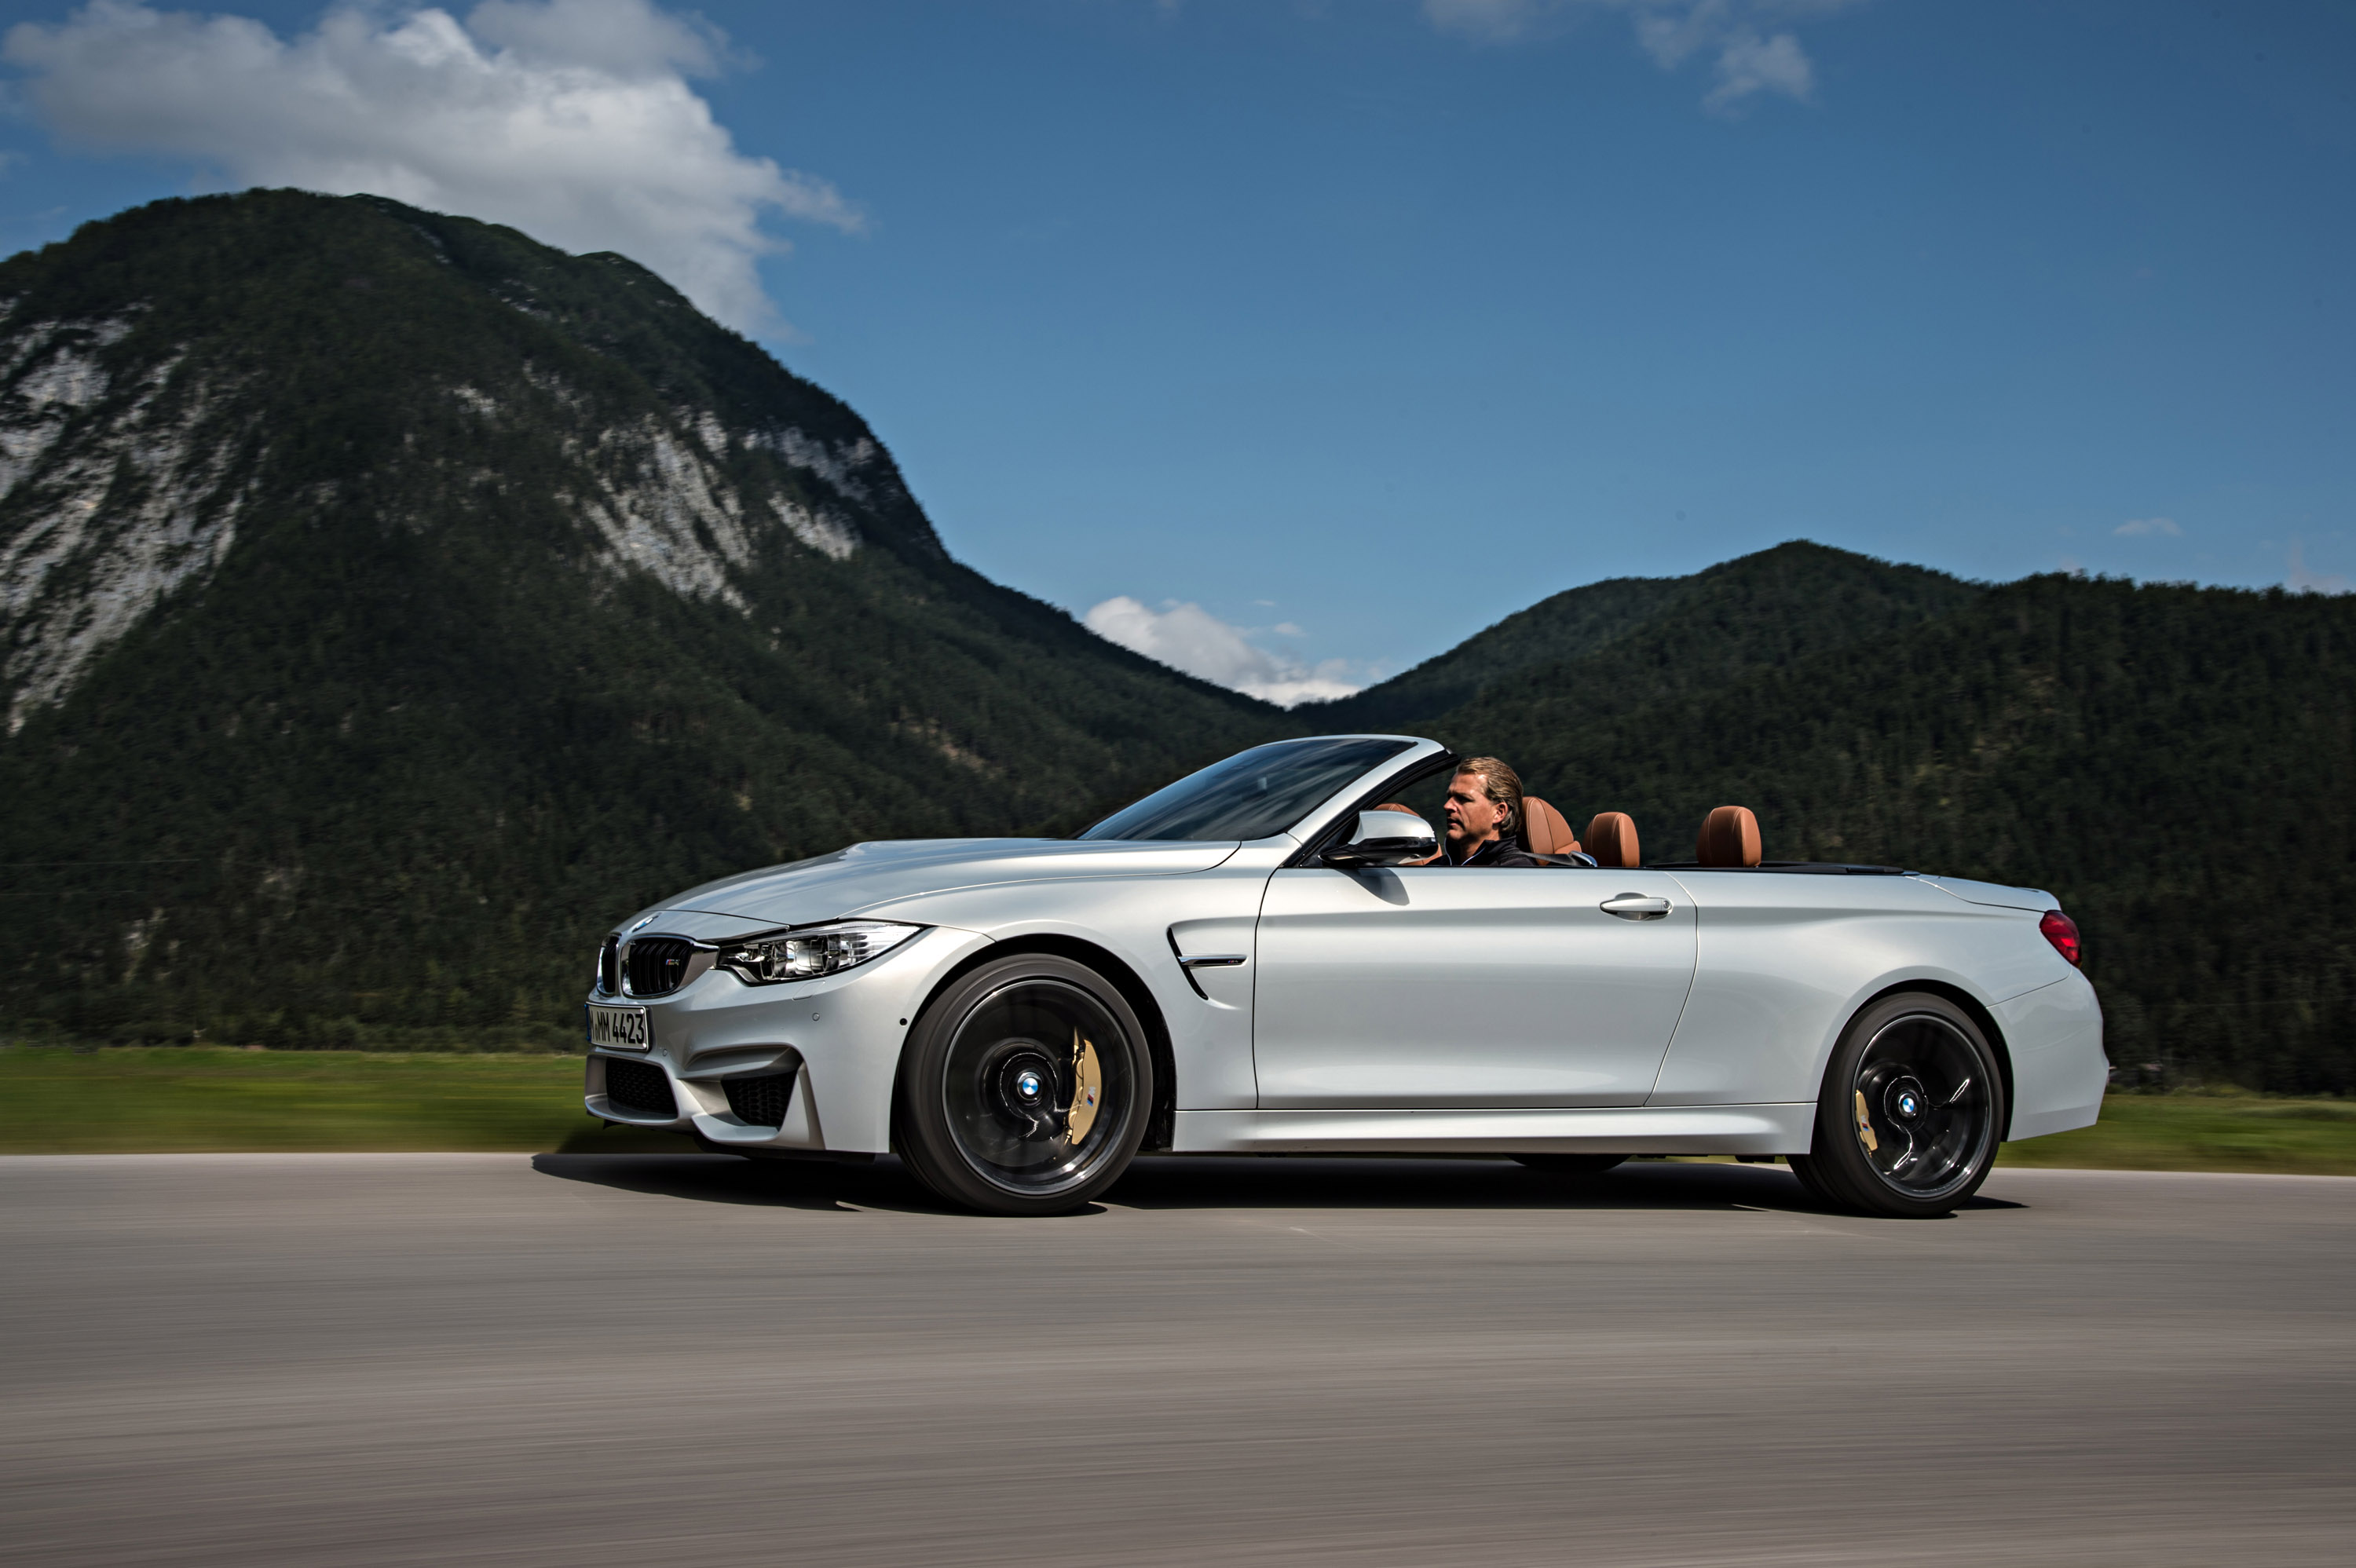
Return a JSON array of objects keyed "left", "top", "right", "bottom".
[{"left": 583, "top": 736, "right": 2104, "bottom": 1217}]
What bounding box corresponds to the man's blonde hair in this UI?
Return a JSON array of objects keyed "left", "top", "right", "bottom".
[{"left": 1454, "top": 755, "right": 1524, "bottom": 837}]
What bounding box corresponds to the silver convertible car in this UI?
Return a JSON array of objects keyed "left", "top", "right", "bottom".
[{"left": 582, "top": 736, "right": 2105, "bottom": 1217}]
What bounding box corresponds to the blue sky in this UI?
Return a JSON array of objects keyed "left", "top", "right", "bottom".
[{"left": 3, "top": 1, "right": 2350, "bottom": 699}]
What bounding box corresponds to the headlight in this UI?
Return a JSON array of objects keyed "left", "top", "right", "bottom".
[{"left": 717, "top": 920, "right": 923, "bottom": 985}]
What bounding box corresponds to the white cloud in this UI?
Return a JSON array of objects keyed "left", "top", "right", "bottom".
[
  {"left": 464, "top": 0, "right": 723, "bottom": 76},
  {"left": 1700, "top": 28, "right": 1813, "bottom": 111},
  {"left": 2, "top": 1, "right": 858, "bottom": 334},
  {"left": 2113, "top": 516, "right": 2184, "bottom": 537},
  {"left": 1422, "top": 0, "right": 1544, "bottom": 42},
  {"left": 2286, "top": 540, "right": 2351, "bottom": 596},
  {"left": 1424, "top": 0, "right": 1860, "bottom": 112},
  {"left": 1083, "top": 596, "right": 1365, "bottom": 707}
]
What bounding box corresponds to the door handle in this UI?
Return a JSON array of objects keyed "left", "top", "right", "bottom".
[{"left": 1600, "top": 893, "right": 1672, "bottom": 921}]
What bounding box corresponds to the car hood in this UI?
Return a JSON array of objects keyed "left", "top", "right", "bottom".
[{"left": 631, "top": 838, "right": 1242, "bottom": 932}]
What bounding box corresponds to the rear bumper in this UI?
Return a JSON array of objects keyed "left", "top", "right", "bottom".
[{"left": 1998, "top": 971, "right": 2107, "bottom": 1140}]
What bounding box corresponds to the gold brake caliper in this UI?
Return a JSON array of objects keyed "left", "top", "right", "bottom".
[
  {"left": 1067, "top": 1028, "right": 1103, "bottom": 1142},
  {"left": 1853, "top": 1090, "right": 1880, "bottom": 1153}
]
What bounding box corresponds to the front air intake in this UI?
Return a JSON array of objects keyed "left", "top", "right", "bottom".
[
  {"left": 624, "top": 938, "right": 697, "bottom": 996},
  {"left": 724, "top": 1073, "right": 795, "bottom": 1128},
  {"left": 603, "top": 1057, "right": 677, "bottom": 1119}
]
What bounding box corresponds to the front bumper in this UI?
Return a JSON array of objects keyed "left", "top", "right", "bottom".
[{"left": 582, "top": 923, "right": 990, "bottom": 1153}]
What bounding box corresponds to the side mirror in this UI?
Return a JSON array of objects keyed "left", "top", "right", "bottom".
[{"left": 1321, "top": 810, "right": 1437, "bottom": 870}]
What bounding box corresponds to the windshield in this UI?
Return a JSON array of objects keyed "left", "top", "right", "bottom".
[{"left": 1078, "top": 737, "right": 1416, "bottom": 842}]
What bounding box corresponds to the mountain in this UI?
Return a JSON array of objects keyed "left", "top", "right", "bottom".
[
  {"left": 5, "top": 193, "right": 2346, "bottom": 1092},
  {"left": 1413, "top": 549, "right": 2354, "bottom": 1095},
  {"left": 1306, "top": 541, "right": 1981, "bottom": 732},
  {"left": 1304, "top": 573, "right": 1685, "bottom": 731},
  {"left": 0, "top": 191, "right": 1296, "bottom": 1047}
]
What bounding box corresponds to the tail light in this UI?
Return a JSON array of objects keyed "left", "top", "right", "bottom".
[{"left": 2040, "top": 910, "right": 2082, "bottom": 966}]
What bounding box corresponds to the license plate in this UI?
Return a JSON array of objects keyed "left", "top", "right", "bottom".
[{"left": 585, "top": 1004, "right": 650, "bottom": 1051}]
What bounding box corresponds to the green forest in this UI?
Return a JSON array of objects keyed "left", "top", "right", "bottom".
[
  {"left": 1311, "top": 542, "right": 2356, "bottom": 1093},
  {"left": 0, "top": 192, "right": 1293, "bottom": 1050},
  {"left": 2, "top": 192, "right": 2348, "bottom": 1094}
]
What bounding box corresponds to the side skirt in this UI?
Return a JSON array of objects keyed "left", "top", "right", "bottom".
[{"left": 1171, "top": 1104, "right": 1815, "bottom": 1156}]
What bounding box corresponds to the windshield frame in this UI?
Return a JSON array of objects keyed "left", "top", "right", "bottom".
[
  {"left": 1279, "top": 748, "right": 1464, "bottom": 868},
  {"left": 1075, "top": 736, "right": 1445, "bottom": 846}
]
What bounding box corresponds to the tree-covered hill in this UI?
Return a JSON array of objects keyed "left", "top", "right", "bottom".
[
  {"left": 4, "top": 193, "right": 2344, "bottom": 1091},
  {"left": 1303, "top": 540, "right": 1978, "bottom": 731},
  {"left": 1423, "top": 555, "right": 2355, "bottom": 1094},
  {"left": 0, "top": 192, "right": 1297, "bottom": 1046}
]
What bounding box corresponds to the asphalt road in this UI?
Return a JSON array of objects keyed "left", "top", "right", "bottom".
[{"left": 3, "top": 1153, "right": 2351, "bottom": 1567}]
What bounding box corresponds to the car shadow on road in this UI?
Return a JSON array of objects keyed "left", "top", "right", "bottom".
[
  {"left": 532, "top": 1150, "right": 2022, "bottom": 1219},
  {"left": 531, "top": 1152, "right": 962, "bottom": 1214},
  {"left": 1113, "top": 1156, "right": 2022, "bottom": 1216}
]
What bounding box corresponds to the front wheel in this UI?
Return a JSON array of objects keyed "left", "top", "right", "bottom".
[
  {"left": 894, "top": 954, "right": 1153, "bottom": 1215},
  {"left": 1794, "top": 992, "right": 2005, "bottom": 1219}
]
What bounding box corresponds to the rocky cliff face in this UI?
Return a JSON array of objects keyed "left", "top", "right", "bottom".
[
  {"left": 1, "top": 307, "right": 235, "bottom": 728},
  {"left": 0, "top": 192, "right": 1288, "bottom": 1044},
  {"left": 0, "top": 200, "right": 935, "bottom": 733}
]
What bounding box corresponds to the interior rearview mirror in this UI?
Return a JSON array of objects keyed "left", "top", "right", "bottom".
[{"left": 1321, "top": 810, "right": 1437, "bottom": 870}]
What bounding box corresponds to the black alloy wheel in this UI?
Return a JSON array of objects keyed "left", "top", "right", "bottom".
[
  {"left": 1513, "top": 1153, "right": 1629, "bottom": 1175},
  {"left": 1790, "top": 992, "right": 2005, "bottom": 1219},
  {"left": 894, "top": 953, "right": 1153, "bottom": 1215}
]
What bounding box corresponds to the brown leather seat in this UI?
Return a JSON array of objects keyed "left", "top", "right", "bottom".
[
  {"left": 1520, "top": 796, "right": 1580, "bottom": 857},
  {"left": 1371, "top": 802, "right": 1418, "bottom": 816},
  {"left": 1696, "top": 805, "right": 1762, "bottom": 868},
  {"left": 1584, "top": 811, "right": 1640, "bottom": 868}
]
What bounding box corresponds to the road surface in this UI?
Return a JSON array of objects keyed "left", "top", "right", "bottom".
[{"left": 3, "top": 1153, "right": 2350, "bottom": 1566}]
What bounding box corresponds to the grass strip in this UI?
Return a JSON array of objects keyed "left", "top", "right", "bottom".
[
  {"left": 0, "top": 1046, "right": 675, "bottom": 1153},
  {"left": 2, "top": 1047, "right": 2352, "bottom": 1174},
  {"left": 1994, "top": 1091, "right": 2356, "bottom": 1175}
]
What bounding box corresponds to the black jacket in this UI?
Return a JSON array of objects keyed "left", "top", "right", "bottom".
[{"left": 1436, "top": 835, "right": 1545, "bottom": 868}]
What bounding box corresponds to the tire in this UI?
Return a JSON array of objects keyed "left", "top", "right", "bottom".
[
  {"left": 894, "top": 954, "right": 1154, "bottom": 1215},
  {"left": 1784, "top": 1150, "right": 1838, "bottom": 1206},
  {"left": 1802, "top": 992, "right": 2006, "bottom": 1219},
  {"left": 1513, "top": 1153, "right": 1629, "bottom": 1175}
]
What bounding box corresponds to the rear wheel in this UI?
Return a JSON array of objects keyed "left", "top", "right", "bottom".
[
  {"left": 1802, "top": 992, "right": 2005, "bottom": 1219},
  {"left": 1513, "top": 1153, "right": 1629, "bottom": 1175},
  {"left": 894, "top": 954, "right": 1152, "bottom": 1215}
]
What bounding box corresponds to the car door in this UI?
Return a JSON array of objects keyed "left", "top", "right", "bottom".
[{"left": 1252, "top": 864, "right": 1698, "bottom": 1108}]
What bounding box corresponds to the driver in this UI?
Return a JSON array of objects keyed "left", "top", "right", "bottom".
[{"left": 1434, "top": 756, "right": 1542, "bottom": 867}]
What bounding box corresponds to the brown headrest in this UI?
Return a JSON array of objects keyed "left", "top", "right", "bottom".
[
  {"left": 1584, "top": 811, "right": 1640, "bottom": 868},
  {"left": 1697, "top": 805, "right": 1762, "bottom": 868},
  {"left": 1371, "top": 802, "right": 1418, "bottom": 815},
  {"left": 1520, "top": 797, "right": 1579, "bottom": 857}
]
